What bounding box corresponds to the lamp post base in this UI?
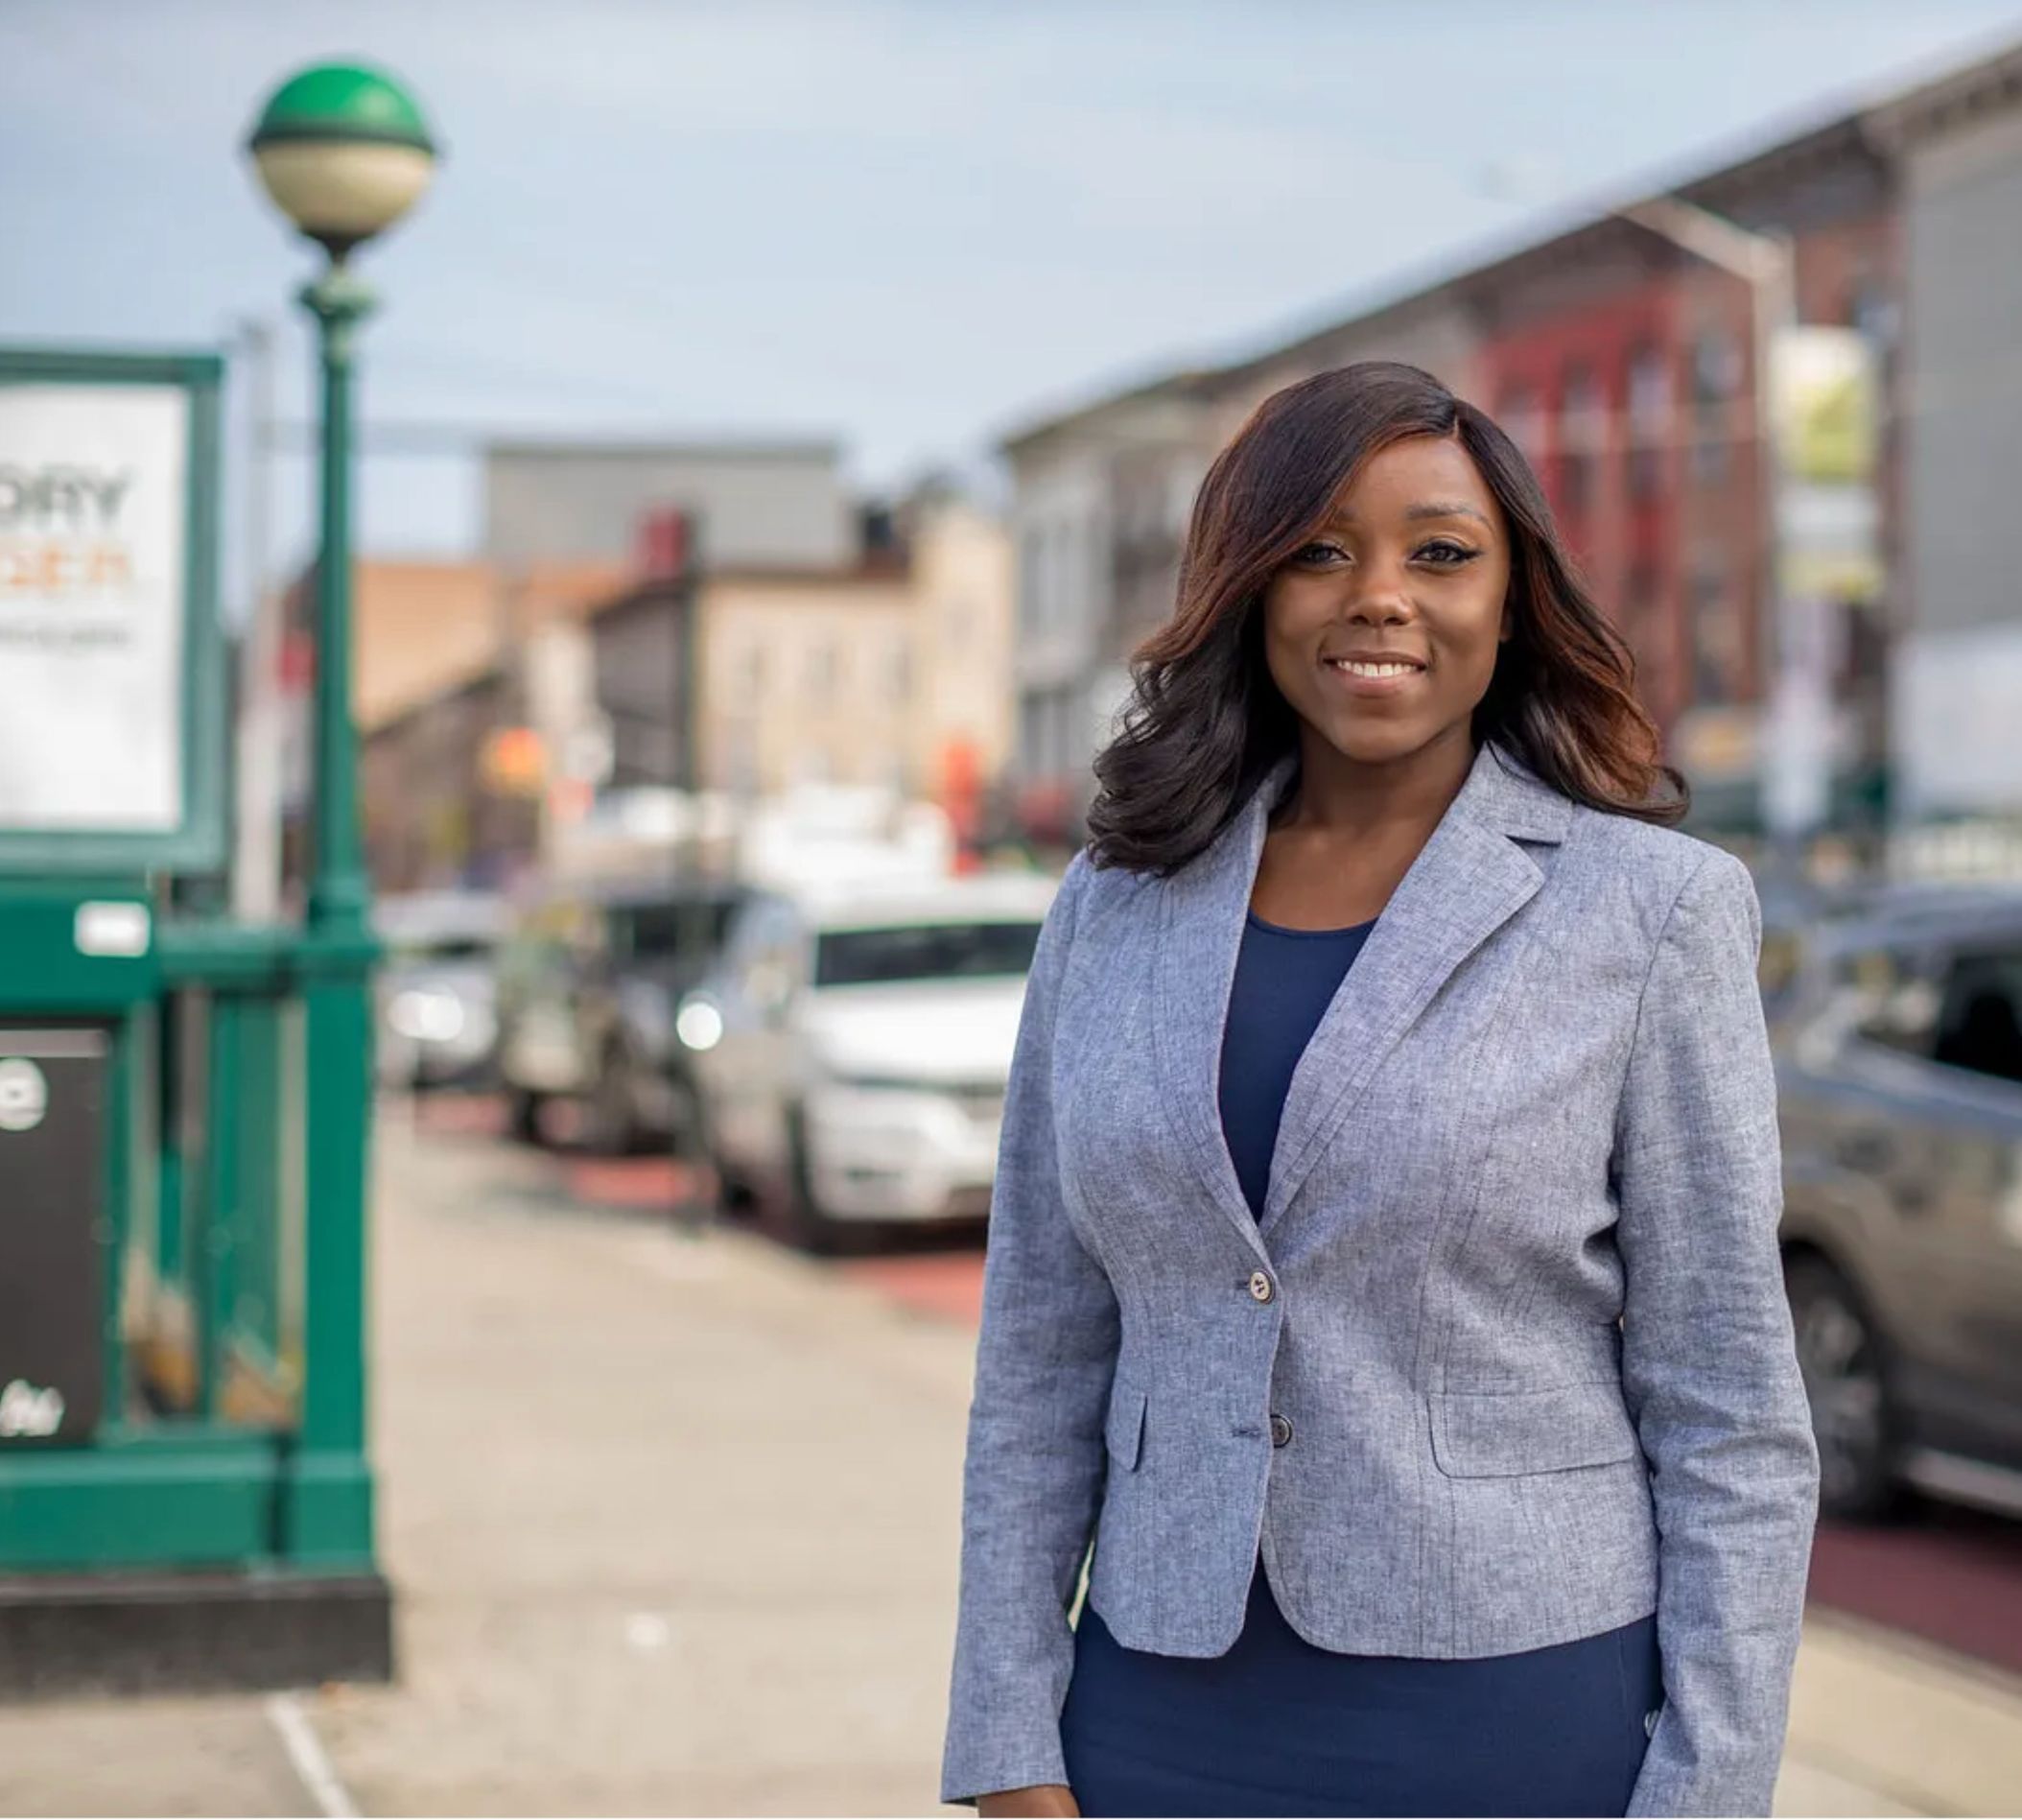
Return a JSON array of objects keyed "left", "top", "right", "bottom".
[{"left": 0, "top": 1569, "right": 393, "bottom": 1699}]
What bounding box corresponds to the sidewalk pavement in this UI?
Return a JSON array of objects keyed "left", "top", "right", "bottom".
[{"left": 2, "top": 1115, "right": 2019, "bottom": 1814}]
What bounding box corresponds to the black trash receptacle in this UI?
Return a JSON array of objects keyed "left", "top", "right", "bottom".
[{"left": 0, "top": 1026, "right": 108, "bottom": 1445}]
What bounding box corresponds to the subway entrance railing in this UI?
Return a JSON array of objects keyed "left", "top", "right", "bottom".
[{"left": 0, "top": 348, "right": 391, "bottom": 1694}]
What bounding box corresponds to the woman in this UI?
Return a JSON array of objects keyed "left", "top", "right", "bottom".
[{"left": 940, "top": 362, "right": 1821, "bottom": 1818}]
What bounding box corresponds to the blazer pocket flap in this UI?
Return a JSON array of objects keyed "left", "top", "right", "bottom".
[
  {"left": 1430, "top": 1382, "right": 1640, "bottom": 1478},
  {"left": 1104, "top": 1381, "right": 1146, "bottom": 1471}
]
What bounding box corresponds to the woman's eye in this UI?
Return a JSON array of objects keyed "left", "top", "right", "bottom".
[
  {"left": 1292, "top": 541, "right": 1345, "bottom": 565},
  {"left": 1418, "top": 541, "right": 1477, "bottom": 566}
]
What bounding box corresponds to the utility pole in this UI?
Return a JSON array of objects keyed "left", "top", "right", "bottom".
[
  {"left": 230, "top": 315, "right": 284, "bottom": 921},
  {"left": 669, "top": 511, "right": 715, "bottom": 1201},
  {"left": 671, "top": 511, "right": 712, "bottom": 953}
]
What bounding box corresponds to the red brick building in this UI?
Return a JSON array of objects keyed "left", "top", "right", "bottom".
[
  {"left": 1004, "top": 94, "right": 1913, "bottom": 843},
  {"left": 1461, "top": 119, "right": 1898, "bottom": 824}
]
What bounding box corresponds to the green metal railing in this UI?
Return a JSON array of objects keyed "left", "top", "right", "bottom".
[{"left": 0, "top": 909, "right": 374, "bottom": 1575}]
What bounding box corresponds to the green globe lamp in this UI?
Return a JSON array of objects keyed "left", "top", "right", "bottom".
[{"left": 247, "top": 61, "right": 437, "bottom": 260}]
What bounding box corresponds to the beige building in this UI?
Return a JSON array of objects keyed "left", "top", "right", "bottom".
[
  {"left": 904, "top": 493, "right": 1016, "bottom": 793},
  {"left": 287, "top": 557, "right": 628, "bottom": 892},
  {"left": 283, "top": 555, "right": 631, "bottom": 735},
  {"left": 700, "top": 559, "right": 919, "bottom": 796},
  {"left": 591, "top": 491, "right": 1014, "bottom": 806},
  {"left": 328, "top": 488, "right": 1014, "bottom": 891}
]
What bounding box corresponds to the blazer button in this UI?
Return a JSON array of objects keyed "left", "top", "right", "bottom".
[
  {"left": 1247, "top": 1270, "right": 1275, "bottom": 1304},
  {"left": 1269, "top": 1413, "right": 1293, "bottom": 1448}
]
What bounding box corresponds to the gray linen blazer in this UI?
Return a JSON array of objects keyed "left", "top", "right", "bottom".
[{"left": 940, "top": 736, "right": 1821, "bottom": 1815}]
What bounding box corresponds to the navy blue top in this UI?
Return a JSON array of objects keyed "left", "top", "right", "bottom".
[{"left": 1216, "top": 908, "right": 1377, "bottom": 1219}]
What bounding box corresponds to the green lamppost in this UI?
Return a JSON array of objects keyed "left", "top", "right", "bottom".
[
  {"left": 244, "top": 62, "right": 436, "bottom": 1568},
  {"left": 247, "top": 61, "right": 437, "bottom": 930}
]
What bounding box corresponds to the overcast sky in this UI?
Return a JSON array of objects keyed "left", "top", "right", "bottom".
[{"left": 8, "top": 0, "right": 2022, "bottom": 590}]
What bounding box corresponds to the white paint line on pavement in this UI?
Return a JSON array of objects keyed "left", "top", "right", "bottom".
[{"left": 265, "top": 1691, "right": 359, "bottom": 1820}]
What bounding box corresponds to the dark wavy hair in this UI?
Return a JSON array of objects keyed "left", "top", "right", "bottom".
[{"left": 1086, "top": 361, "right": 1687, "bottom": 875}]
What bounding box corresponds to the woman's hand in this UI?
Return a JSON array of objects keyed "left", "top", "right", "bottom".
[{"left": 977, "top": 1785, "right": 1080, "bottom": 1817}]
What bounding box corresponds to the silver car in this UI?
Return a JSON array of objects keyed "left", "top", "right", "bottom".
[{"left": 1773, "top": 883, "right": 2022, "bottom": 1522}]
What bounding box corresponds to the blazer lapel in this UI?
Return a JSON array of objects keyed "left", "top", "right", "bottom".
[
  {"left": 1151, "top": 751, "right": 1300, "bottom": 1263},
  {"left": 1257, "top": 738, "right": 1571, "bottom": 1236}
]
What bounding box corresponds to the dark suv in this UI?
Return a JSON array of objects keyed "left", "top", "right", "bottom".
[
  {"left": 1773, "top": 884, "right": 2022, "bottom": 1522},
  {"left": 494, "top": 878, "right": 749, "bottom": 1155}
]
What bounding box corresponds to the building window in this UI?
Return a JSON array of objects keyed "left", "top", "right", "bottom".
[
  {"left": 1846, "top": 275, "right": 1897, "bottom": 348},
  {"left": 1840, "top": 595, "right": 1887, "bottom": 691},
  {"left": 1019, "top": 693, "right": 1045, "bottom": 782},
  {"left": 1048, "top": 686, "right": 1076, "bottom": 780},
  {"left": 806, "top": 642, "right": 836, "bottom": 697},
  {"left": 1689, "top": 561, "right": 1737, "bottom": 704},
  {"left": 1556, "top": 362, "right": 1603, "bottom": 518},
  {"left": 1019, "top": 525, "right": 1044, "bottom": 636},
  {"left": 1689, "top": 329, "right": 1740, "bottom": 485},
  {"left": 1497, "top": 384, "right": 1545, "bottom": 471},
  {"left": 1627, "top": 342, "right": 1670, "bottom": 502},
  {"left": 1622, "top": 557, "right": 1659, "bottom": 657},
  {"left": 726, "top": 717, "right": 759, "bottom": 794}
]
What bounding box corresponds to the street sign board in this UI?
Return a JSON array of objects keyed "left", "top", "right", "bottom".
[{"left": 0, "top": 348, "right": 225, "bottom": 872}]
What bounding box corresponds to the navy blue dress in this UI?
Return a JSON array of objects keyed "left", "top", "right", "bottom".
[{"left": 1059, "top": 908, "right": 1661, "bottom": 1817}]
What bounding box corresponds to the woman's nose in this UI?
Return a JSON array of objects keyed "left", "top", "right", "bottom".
[
  {"left": 1343, "top": 550, "right": 1420, "bottom": 616},
  {"left": 1346, "top": 591, "right": 1415, "bottom": 626}
]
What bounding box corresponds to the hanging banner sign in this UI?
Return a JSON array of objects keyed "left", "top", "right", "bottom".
[
  {"left": 0, "top": 352, "right": 223, "bottom": 870},
  {"left": 1761, "top": 326, "right": 1883, "bottom": 839},
  {"left": 1769, "top": 325, "right": 1883, "bottom": 602}
]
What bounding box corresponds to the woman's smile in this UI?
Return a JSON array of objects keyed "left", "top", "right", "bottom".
[{"left": 1318, "top": 653, "right": 1427, "bottom": 697}]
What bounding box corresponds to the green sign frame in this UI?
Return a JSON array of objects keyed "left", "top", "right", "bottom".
[{"left": 0, "top": 345, "right": 226, "bottom": 875}]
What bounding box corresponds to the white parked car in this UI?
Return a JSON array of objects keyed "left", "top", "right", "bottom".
[
  {"left": 373, "top": 890, "right": 509, "bottom": 1091},
  {"left": 680, "top": 868, "right": 1061, "bottom": 1250}
]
